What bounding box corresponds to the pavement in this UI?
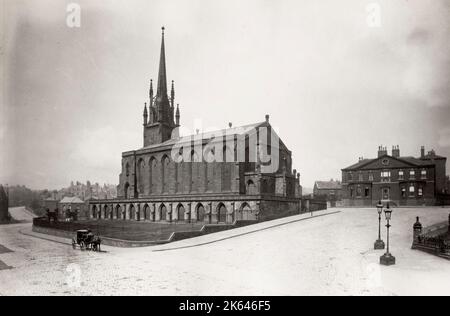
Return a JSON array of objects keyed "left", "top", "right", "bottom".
[
  {"left": 152, "top": 209, "right": 340, "bottom": 251},
  {"left": 8, "top": 207, "right": 37, "bottom": 222},
  {"left": 0, "top": 207, "right": 449, "bottom": 296}
]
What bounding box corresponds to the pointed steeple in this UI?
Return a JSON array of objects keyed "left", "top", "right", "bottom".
[
  {"left": 155, "top": 26, "right": 171, "bottom": 123},
  {"left": 156, "top": 26, "right": 168, "bottom": 99},
  {"left": 143, "top": 27, "right": 179, "bottom": 147}
]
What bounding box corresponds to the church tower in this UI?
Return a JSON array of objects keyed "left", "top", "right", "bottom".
[{"left": 143, "top": 27, "right": 180, "bottom": 147}]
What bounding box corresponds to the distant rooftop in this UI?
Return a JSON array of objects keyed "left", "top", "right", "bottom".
[
  {"left": 60, "top": 196, "right": 84, "bottom": 204},
  {"left": 315, "top": 181, "right": 342, "bottom": 190}
]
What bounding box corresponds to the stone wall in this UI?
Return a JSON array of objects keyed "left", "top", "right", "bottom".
[{"left": 259, "top": 199, "right": 301, "bottom": 221}]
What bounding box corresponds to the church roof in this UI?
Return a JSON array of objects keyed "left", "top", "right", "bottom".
[{"left": 139, "top": 121, "right": 268, "bottom": 151}]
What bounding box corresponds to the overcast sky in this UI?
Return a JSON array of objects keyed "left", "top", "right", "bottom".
[{"left": 1, "top": 0, "right": 449, "bottom": 190}]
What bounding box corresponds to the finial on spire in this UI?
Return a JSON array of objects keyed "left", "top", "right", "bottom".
[
  {"left": 143, "top": 102, "right": 148, "bottom": 125},
  {"left": 149, "top": 79, "right": 153, "bottom": 101},
  {"left": 175, "top": 103, "right": 180, "bottom": 126},
  {"left": 162, "top": 26, "right": 165, "bottom": 35},
  {"left": 171, "top": 80, "right": 175, "bottom": 104}
]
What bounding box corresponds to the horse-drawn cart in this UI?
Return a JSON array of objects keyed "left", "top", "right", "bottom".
[{"left": 72, "top": 229, "right": 101, "bottom": 251}]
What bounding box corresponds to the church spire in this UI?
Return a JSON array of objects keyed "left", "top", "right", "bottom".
[
  {"left": 156, "top": 26, "right": 168, "bottom": 99},
  {"left": 143, "top": 27, "right": 178, "bottom": 147},
  {"left": 155, "top": 26, "right": 170, "bottom": 123}
]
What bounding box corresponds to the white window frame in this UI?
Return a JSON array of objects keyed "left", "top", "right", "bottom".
[
  {"left": 381, "top": 171, "right": 391, "bottom": 182},
  {"left": 409, "top": 185, "right": 415, "bottom": 196},
  {"left": 418, "top": 187, "right": 423, "bottom": 197},
  {"left": 421, "top": 169, "right": 427, "bottom": 179}
]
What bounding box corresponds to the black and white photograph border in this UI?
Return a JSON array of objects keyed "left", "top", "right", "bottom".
[{"left": 1, "top": 0, "right": 450, "bottom": 298}]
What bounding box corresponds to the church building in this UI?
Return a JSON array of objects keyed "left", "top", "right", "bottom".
[{"left": 89, "top": 28, "right": 302, "bottom": 224}]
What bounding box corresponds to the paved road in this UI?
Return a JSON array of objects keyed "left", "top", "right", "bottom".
[{"left": 0, "top": 207, "right": 449, "bottom": 296}]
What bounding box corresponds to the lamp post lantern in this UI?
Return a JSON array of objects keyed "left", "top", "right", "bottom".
[
  {"left": 380, "top": 203, "right": 396, "bottom": 266},
  {"left": 374, "top": 200, "right": 385, "bottom": 250}
]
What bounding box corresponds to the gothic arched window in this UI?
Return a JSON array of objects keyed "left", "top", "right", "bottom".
[
  {"left": 138, "top": 159, "right": 145, "bottom": 194},
  {"left": 161, "top": 155, "right": 170, "bottom": 193},
  {"left": 125, "top": 162, "right": 130, "bottom": 177}
]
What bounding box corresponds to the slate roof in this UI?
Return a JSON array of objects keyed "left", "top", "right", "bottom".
[
  {"left": 399, "top": 156, "right": 433, "bottom": 166},
  {"left": 342, "top": 155, "right": 437, "bottom": 171},
  {"left": 140, "top": 121, "right": 266, "bottom": 150},
  {"left": 343, "top": 159, "right": 375, "bottom": 170},
  {"left": 126, "top": 120, "right": 291, "bottom": 158},
  {"left": 422, "top": 153, "right": 446, "bottom": 160},
  {"left": 315, "top": 181, "right": 342, "bottom": 190}
]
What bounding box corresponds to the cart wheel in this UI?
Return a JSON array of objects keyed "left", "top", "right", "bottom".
[{"left": 80, "top": 241, "right": 85, "bottom": 251}]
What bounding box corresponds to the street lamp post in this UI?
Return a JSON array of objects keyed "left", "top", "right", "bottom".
[
  {"left": 380, "top": 203, "right": 396, "bottom": 266},
  {"left": 374, "top": 201, "right": 386, "bottom": 250}
]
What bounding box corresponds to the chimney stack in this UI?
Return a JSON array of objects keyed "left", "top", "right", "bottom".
[
  {"left": 378, "top": 145, "right": 387, "bottom": 158},
  {"left": 392, "top": 145, "right": 400, "bottom": 158},
  {"left": 421, "top": 146, "right": 425, "bottom": 158}
]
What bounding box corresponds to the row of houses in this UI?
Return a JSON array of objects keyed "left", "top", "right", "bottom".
[{"left": 49, "top": 181, "right": 117, "bottom": 201}]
